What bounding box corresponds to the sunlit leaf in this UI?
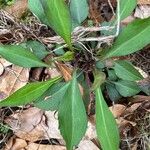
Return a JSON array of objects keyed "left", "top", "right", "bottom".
[
  {"left": 58, "top": 73, "right": 87, "bottom": 150},
  {"left": 0, "top": 77, "right": 61, "bottom": 107},
  {"left": 40, "top": 0, "right": 72, "bottom": 49},
  {"left": 101, "top": 18, "right": 150, "bottom": 58},
  {"left": 0, "top": 45, "right": 48, "bottom": 67},
  {"left": 119, "top": 0, "right": 137, "bottom": 20},
  {"left": 95, "top": 87, "right": 120, "bottom": 150},
  {"left": 114, "top": 60, "right": 143, "bottom": 81}
]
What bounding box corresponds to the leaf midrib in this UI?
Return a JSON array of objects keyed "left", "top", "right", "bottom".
[
  {"left": 116, "top": 63, "right": 142, "bottom": 80},
  {"left": 0, "top": 81, "right": 53, "bottom": 106},
  {"left": 106, "top": 23, "right": 150, "bottom": 58},
  {"left": 0, "top": 48, "right": 46, "bottom": 67},
  {"left": 97, "top": 88, "right": 112, "bottom": 150},
  {"left": 54, "top": 0, "right": 67, "bottom": 40}
]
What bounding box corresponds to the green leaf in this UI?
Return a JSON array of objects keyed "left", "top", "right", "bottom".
[
  {"left": 95, "top": 87, "right": 120, "bottom": 150},
  {"left": 0, "top": 77, "right": 60, "bottom": 107},
  {"left": 119, "top": 0, "right": 137, "bottom": 20},
  {"left": 91, "top": 70, "right": 106, "bottom": 91},
  {"left": 106, "top": 83, "right": 122, "bottom": 102},
  {"left": 58, "top": 73, "right": 87, "bottom": 150},
  {"left": 40, "top": 0, "right": 72, "bottom": 49},
  {"left": 26, "top": 40, "right": 49, "bottom": 59},
  {"left": 34, "top": 82, "right": 69, "bottom": 111},
  {"left": 70, "top": 0, "right": 89, "bottom": 25},
  {"left": 55, "top": 51, "right": 74, "bottom": 62},
  {"left": 114, "top": 80, "right": 141, "bottom": 97},
  {"left": 101, "top": 18, "right": 150, "bottom": 58},
  {"left": 138, "top": 80, "right": 150, "bottom": 96},
  {"left": 28, "top": 0, "right": 49, "bottom": 25},
  {"left": 107, "top": 69, "right": 118, "bottom": 81},
  {"left": 114, "top": 60, "right": 143, "bottom": 81},
  {"left": 0, "top": 45, "right": 48, "bottom": 68}
]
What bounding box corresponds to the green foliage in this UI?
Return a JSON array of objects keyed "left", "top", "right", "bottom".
[
  {"left": 1, "top": 1, "right": 150, "bottom": 150},
  {"left": 40, "top": 0, "right": 72, "bottom": 49},
  {"left": 0, "top": 123, "right": 9, "bottom": 134},
  {"left": 106, "top": 83, "right": 122, "bottom": 102},
  {"left": 95, "top": 87, "right": 120, "bottom": 150},
  {"left": 58, "top": 73, "right": 87, "bottom": 150},
  {"left": 0, "top": 77, "right": 60, "bottom": 107},
  {"left": 101, "top": 18, "right": 150, "bottom": 58},
  {"left": 119, "top": 0, "right": 137, "bottom": 20},
  {"left": 26, "top": 40, "right": 49, "bottom": 59},
  {"left": 114, "top": 60, "right": 143, "bottom": 81},
  {"left": 114, "top": 80, "right": 141, "bottom": 97},
  {"left": 28, "top": 0, "right": 49, "bottom": 25},
  {"left": 70, "top": 0, "right": 89, "bottom": 25},
  {"left": 55, "top": 51, "right": 75, "bottom": 62},
  {"left": 0, "top": 45, "right": 48, "bottom": 68},
  {"left": 34, "top": 82, "right": 69, "bottom": 111}
]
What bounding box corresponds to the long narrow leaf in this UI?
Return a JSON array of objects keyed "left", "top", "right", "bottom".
[
  {"left": 114, "top": 60, "right": 143, "bottom": 81},
  {"left": 40, "top": 0, "right": 72, "bottom": 49},
  {"left": 119, "top": 0, "right": 137, "bottom": 20},
  {"left": 58, "top": 73, "right": 87, "bottom": 150},
  {"left": 28, "top": 0, "right": 49, "bottom": 25},
  {"left": 0, "top": 77, "right": 60, "bottom": 107},
  {"left": 101, "top": 18, "right": 150, "bottom": 58},
  {"left": 0, "top": 45, "right": 48, "bottom": 67},
  {"left": 95, "top": 87, "right": 120, "bottom": 150},
  {"left": 70, "top": 0, "right": 89, "bottom": 25}
]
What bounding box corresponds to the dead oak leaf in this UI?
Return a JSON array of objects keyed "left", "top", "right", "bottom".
[{"left": 0, "top": 65, "right": 29, "bottom": 99}]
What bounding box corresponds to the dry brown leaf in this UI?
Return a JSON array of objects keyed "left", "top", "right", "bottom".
[
  {"left": 77, "top": 140, "right": 99, "bottom": 150},
  {"left": 4, "top": 0, "right": 28, "bottom": 19},
  {"left": 138, "top": 0, "right": 150, "bottom": 4},
  {"left": 56, "top": 62, "right": 72, "bottom": 81},
  {"left": 0, "top": 65, "right": 29, "bottom": 99},
  {"left": 45, "top": 67, "right": 61, "bottom": 79},
  {"left": 4, "top": 137, "right": 27, "bottom": 150},
  {"left": 135, "top": 5, "right": 150, "bottom": 19},
  {"left": 5, "top": 107, "right": 45, "bottom": 142},
  {"left": 26, "top": 143, "right": 66, "bottom": 150},
  {"left": 5, "top": 108, "right": 63, "bottom": 142},
  {"left": 0, "top": 58, "right": 12, "bottom": 76},
  {"left": 121, "top": 16, "right": 135, "bottom": 25},
  {"left": 124, "top": 103, "right": 142, "bottom": 115},
  {"left": 109, "top": 104, "right": 126, "bottom": 118}
]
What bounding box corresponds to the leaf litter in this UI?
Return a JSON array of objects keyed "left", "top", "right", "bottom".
[{"left": 0, "top": 0, "right": 150, "bottom": 149}]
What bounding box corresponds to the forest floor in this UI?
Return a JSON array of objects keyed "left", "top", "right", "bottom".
[{"left": 0, "top": 0, "right": 150, "bottom": 150}]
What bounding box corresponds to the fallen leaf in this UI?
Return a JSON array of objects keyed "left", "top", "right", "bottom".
[
  {"left": 77, "top": 140, "right": 99, "bottom": 150},
  {"left": 124, "top": 103, "right": 142, "bottom": 115},
  {"left": 135, "top": 5, "right": 150, "bottom": 19},
  {"left": 0, "top": 58, "right": 12, "bottom": 76},
  {"left": 26, "top": 143, "right": 66, "bottom": 150},
  {"left": 109, "top": 104, "right": 126, "bottom": 118},
  {"left": 45, "top": 66, "right": 61, "bottom": 79},
  {"left": 84, "top": 121, "right": 97, "bottom": 140},
  {"left": 138, "top": 0, "right": 150, "bottom": 4},
  {"left": 4, "top": 0, "right": 28, "bottom": 19},
  {"left": 4, "top": 137, "right": 27, "bottom": 150},
  {"left": 56, "top": 62, "right": 72, "bottom": 81},
  {"left": 0, "top": 65, "right": 29, "bottom": 99},
  {"left": 5, "top": 108, "right": 63, "bottom": 142},
  {"left": 5, "top": 107, "right": 45, "bottom": 142},
  {"left": 0, "top": 58, "right": 12, "bottom": 67}
]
